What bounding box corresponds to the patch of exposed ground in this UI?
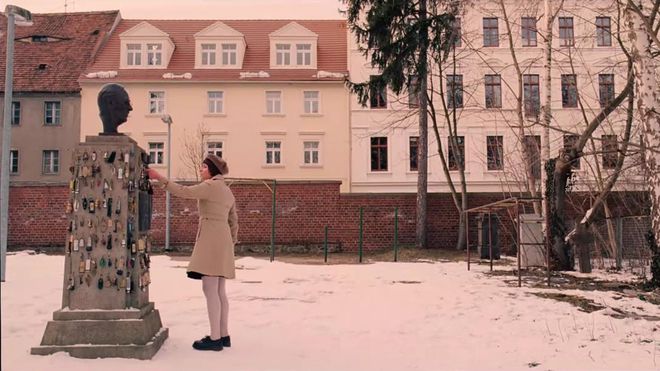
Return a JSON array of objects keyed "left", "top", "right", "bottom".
[{"left": 487, "top": 269, "right": 660, "bottom": 320}]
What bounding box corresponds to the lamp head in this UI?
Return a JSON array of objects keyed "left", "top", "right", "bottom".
[{"left": 161, "top": 114, "right": 173, "bottom": 125}]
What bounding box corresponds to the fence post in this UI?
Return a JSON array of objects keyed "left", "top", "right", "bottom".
[
  {"left": 394, "top": 207, "right": 399, "bottom": 262},
  {"left": 270, "top": 180, "right": 277, "bottom": 262},
  {"left": 324, "top": 225, "right": 329, "bottom": 263},
  {"left": 615, "top": 217, "right": 623, "bottom": 270},
  {"left": 359, "top": 206, "right": 363, "bottom": 263}
]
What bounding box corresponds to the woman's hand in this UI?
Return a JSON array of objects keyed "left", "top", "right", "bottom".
[{"left": 146, "top": 168, "right": 165, "bottom": 182}]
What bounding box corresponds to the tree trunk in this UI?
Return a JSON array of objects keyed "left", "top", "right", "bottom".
[
  {"left": 416, "top": 0, "right": 429, "bottom": 248},
  {"left": 551, "top": 156, "right": 574, "bottom": 270},
  {"left": 627, "top": 1, "right": 660, "bottom": 260}
]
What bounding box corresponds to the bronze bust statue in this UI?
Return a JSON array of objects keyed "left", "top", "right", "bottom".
[{"left": 98, "top": 83, "right": 133, "bottom": 135}]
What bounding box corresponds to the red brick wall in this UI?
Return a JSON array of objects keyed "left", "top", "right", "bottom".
[{"left": 7, "top": 182, "right": 649, "bottom": 252}]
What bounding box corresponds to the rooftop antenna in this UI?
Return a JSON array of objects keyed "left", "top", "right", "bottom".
[{"left": 64, "top": 0, "right": 68, "bottom": 13}]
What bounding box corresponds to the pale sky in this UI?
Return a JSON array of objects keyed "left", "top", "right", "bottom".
[{"left": 7, "top": 0, "right": 346, "bottom": 19}]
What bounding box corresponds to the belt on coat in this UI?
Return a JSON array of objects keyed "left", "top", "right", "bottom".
[{"left": 199, "top": 217, "right": 224, "bottom": 222}]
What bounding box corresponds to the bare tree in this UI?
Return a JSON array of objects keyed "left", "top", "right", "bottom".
[{"left": 177, "top": 122, "right": 207, "bottom": 181}]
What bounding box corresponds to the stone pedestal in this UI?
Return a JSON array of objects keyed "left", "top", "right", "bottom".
[{"left": 31, "top": 135, "right": 168, "bottom": 359}]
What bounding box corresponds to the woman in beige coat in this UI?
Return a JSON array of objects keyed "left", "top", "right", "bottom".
[{"left": 147, "top": 154, "right": 237, "bottom": 352}]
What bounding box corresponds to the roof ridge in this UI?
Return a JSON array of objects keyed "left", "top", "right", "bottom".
[
  {"left": 122, "top": 18, "right": 346, "bottom": 22},
  {"left": 33, "top": 10, "right": 120, "bottom": 16}
]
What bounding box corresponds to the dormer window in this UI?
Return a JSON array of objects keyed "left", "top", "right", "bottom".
[
  {"left": 194, "top": 22, "right": 246, "bottom": 69},
  {"left": 202, "top": 44, "right": 217, "bottom": 65},
  {"left": 269, "top": 22, "right": 318, "bottom": 69},
  {"left": 127, "top": 44, "right": 142, "bottom": 65},
  {"left": 296, "top": 44, "right": 312, "bottom": 66},
  {"left": 221, "top": 44, "right": 237, "bottom": 65},
  {"left": 276, "top": 44, "right": 291, "bottom": 66},
  {"left": 147, "top": 43, "right": 162, "bottom": 65},
  {"left": 119, "top": 22, "right": 174, "bottom": 69}
]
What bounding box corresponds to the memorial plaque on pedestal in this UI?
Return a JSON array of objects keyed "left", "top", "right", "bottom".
[{"left": 31, "top": 135, "right": 168, "bottom": 359}]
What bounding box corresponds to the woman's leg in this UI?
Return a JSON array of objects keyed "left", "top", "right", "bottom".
[
  {"left": 202, "top": 276, "right": 221, "bottom": 340},
  {"left": 218, "top": 277, "right": 229, "bottom": 337}
]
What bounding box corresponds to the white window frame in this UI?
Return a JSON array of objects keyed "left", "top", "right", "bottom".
[
  {"left": 201, "top": 43, "right": 217, "bottom": 65},
  {"left": 275, "top": 44, "right": 291, "bottom": 66},
  {"left": 265, "top": 140, "right": 282, "bottom": 165},
  {"left": 206, "top": 141, "right": 224, "bottom": 158},
  {"left": 303, "top": 91, "right": 320, "bottom": 114},
  {"left": 44, "top": 101, "right": 61, "bottom": 125},
  {"left": 302, "top": 140, "right": 320, "bottom": 165},
  {"left": 127, "top": 43, "right": 142, "bottom": 66},
  {"left": 149, "top": 91, "right": 166, "bottom": 114},
  {"left": 221, "top": 43, "right": 237, "bottom": 66},
  {"left": 266, "top": 91, "right": 282, "bottom": 114},
  {"left": 148, "top": 142, "right": 165, "bottom": 165},
  {"left": 296, "top": 43, "right": 312, "bottom": 66},
  {"left": 9, "top": 149, "right": 19, "bottom": 174},
  {"left": 207, "top": 91, "right": 224, "bottom": 114},
  {"left": 42, "top": 150, "right": 59, "bottom": 174},
  {"left": 147, "top": 43, "right": 163, "bottom": 66}
]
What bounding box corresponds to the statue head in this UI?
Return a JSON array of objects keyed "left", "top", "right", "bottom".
[{"left": 98, "top": 83, "right": 132, "bottom": 135}]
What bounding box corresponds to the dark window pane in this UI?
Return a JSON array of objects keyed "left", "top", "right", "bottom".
[
  {"left": 599, "top": 74, "right": 614, "bottom": 107},
  {"left": 370, "top": 137, "right": 388, "bottom": 171},
  {"left": 370, "top": 75, "right": 387, "bottom": 109},
  {"left": 523, "top": 74, "right": 540, "bottom": 117},
  {"left": 447, "top": 75, "right": 463, "bottom": 108},
  {"left": 602, "top": 135, "right": 618, "bottom": 169},
  {"left": 11, "top": 102, "right": 20, "bottom": 125},
  {"left": 559, "top": 17, "right": 574, "bottom": 46},
  {"left": 561, "top": 74, "right": 578, "bottom": 108},
  {"left": 485, "top": 74, "right": 502, "bottom": 108},
  {"left": 483, "top": 18, "right": 499, "bottom": 47},
  {"left": 596, "top": 17, "right": 612, "bottom": 46},
  {"left": 409, "top": 136, "right": 419, "bottom": 171},
  {"left": 487, "top": 136, "right": 503, "bottom": 170},
  {"left": 521, "top": 17, "right": 537, "bottom": 47},
  {"left": 448, "top": 136, "right": 465, "bottom": 171}
]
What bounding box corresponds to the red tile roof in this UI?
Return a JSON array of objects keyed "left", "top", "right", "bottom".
[
  {"left": 0, "top": 11, "right": 120, "bottom": 93},
  {"left": 81, "top": 19, "right": 348, "bottom": 83}
]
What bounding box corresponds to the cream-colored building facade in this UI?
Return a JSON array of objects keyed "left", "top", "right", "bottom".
[
  {"left": 349, "top": 0, "right": 642, "bottom": 194},
  {"left": 80, "top": 19, "right": 350, "bottom": 191}
]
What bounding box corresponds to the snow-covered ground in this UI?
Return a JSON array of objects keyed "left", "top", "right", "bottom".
[{"left": 2, "top": 251, "right": 659, "bottom": 371}]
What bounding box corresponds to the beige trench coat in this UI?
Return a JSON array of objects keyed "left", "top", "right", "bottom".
[{"left": 163, "top": 174, "right": 238, "bottom": 279}]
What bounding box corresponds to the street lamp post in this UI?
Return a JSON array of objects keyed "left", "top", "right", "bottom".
[
  {"left": 1, "top": 5, "right": 32, "bottom": 282},
  {"left": 160, "top": 114, "right": 173, "bottom": 252}
]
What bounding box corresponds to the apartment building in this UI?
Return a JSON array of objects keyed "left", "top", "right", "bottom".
[
  {"left": 79, "top": 19, "right": 350, "bottom": 191},
  {"left": 0, "top": 11, "right": 120, "bottom": 183},
  {"left": 349, "top": 0, "right": 641, "bottom": 194}
]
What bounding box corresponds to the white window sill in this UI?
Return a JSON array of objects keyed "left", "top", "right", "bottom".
[
  {"left": 367, "top": 171, "right": 392, "bottom": 175},
  {"left": 262, "top": 164, "right": 284, "bottom": 168},
  {"left": 43, "top": 123, "right": 62, "bottom": 127},
  {"left": 263, "top": 113, "right": 285, "bottom": 117},
  {"left": 300, "top": 164, "right": 323, "bottom": 168},
  {"left": 150, "top": 164, "right": 166, "bottom": 168},
  {"left": 483, "top": 170, "right": 504, "bottom": 175},
  {"left": 204, "top": 113, "right": 227, "bottom": 117},
  {"left": 301, "top": 113, "right": 323, "bottom": 117},
  {"left": 145, "top": 114, "right": 166, "bottom": 118}
]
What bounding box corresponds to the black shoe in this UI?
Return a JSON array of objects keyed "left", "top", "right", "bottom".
[
  {"left": 221, "top": 336, "right": 231, "bottom": 347},
  {"left": 192, "top": 336, "right": 223, "bottom": 351}
]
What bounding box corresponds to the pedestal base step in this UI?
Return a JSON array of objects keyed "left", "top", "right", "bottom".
[{"left": 31, "top": 328, "right": 168, "bottom": 360}]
